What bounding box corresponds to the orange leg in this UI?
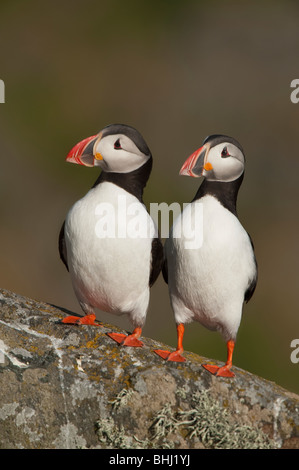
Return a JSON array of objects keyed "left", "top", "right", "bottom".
[
  {"left": 62, "top": 313, "right": 101, "bottom": 326},
  {"left": 202, "top": 340, "right": 235, "bottom": 377},
  {"left": 154, "top": 323, "right": 186, "bottom": 362},
  {"left": 107, "top": 327, "right": 144, "bottom": 347}
]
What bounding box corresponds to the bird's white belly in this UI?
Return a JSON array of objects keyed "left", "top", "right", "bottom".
[
  {"left": 166, "top": 195, "right": 256, "bottom": 338},
  {"left": 64, "top": 182, "right": 155, "bottom": 318}
]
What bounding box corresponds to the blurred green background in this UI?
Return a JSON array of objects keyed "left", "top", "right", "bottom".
[{"left": 0, "top": 0, "right": 298, "bottom": 394}]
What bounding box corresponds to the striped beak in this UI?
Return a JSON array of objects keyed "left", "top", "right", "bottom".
[
  {"left": 179, "top": 143, "right": 212, "bottom": 177},
  {"left": 66, "top": 133, "right": 102, "bottom": 166}
]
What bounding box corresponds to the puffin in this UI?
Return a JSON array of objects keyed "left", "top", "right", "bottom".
[
  {"left": 154, "top": 134, "right": 257, "bottom": 377},
  {"left": 59, "top": 123, "right": 164, "bottom": 347}
]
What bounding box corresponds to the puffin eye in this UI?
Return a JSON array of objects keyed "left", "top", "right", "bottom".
[
  {"left": 114, "top": 138, "right": 122, "bottom": 149},
  {"left": 221, "top": 146, "right": 230, "bottom": 158}
]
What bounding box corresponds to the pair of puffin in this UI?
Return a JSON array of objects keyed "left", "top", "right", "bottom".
[{"left": 59, "top": 124, "right": 257, "bottom": 377}]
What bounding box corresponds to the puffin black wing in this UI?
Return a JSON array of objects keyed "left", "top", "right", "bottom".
[
  {"left": 244, "top": 234, "right": 258, "bottom": 303},
  {"left": 149, "top": 237, "right": 164, "bottom": 287},
  {"left": 244, "top": 270, "right": 257, "bottom": 303},
  {"left": 162, "top": 257, "right": 168, "bottom": 284},
  {"left": 58, "top": 221, "right": 69, "bottom": 271}
]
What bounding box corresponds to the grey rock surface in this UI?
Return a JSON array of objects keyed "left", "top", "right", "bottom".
[{"left": 0, "top": 287, "right": 298, "bottom": 449}]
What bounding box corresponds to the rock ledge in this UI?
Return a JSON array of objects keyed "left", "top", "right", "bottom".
[{"left": 0, "top": 288, "right": 298, "bottom": 449}]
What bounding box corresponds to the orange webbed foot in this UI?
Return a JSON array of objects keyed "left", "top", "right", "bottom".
[
  {"left": 107, "top": 331, "right": 144, "bottom": 347},
  {"left": 154, "top": 349, "right": 186, "bottom": 363},
  {"left": 202, "top": 363, "right": 235, "bottom": 378},
  {"left": 62, "top": 314, "right": 101, "bottom": 326}
]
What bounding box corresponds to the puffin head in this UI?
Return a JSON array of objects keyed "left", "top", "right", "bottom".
[
  {"left": 66, "top": 124, "right": 152, "bottom": 173},
  {"left": 180, "top": 134, "right": 245, "bottom": 183}
]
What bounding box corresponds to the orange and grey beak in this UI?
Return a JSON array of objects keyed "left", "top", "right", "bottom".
[
  {"left": 66, "top": 133, "right": 103, "bottom": 166},
  {"left": 179, "top": 143, "right": 213, "bottom": 177}
]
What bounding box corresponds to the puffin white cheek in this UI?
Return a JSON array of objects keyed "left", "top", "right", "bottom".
[
  {"left": 204, "top": 159, "right": 244, "bottom": 182},
  {"left": 113, "top": 153, "right": 139, "bottom": 172},
  {"left": 216, "top": 160, "right": 244, "bottom": 182},
  {"left": 102, "top": 152, "right": 148, "bottom": 173}
]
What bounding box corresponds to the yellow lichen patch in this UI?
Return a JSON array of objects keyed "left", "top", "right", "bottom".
[
  {"left": 38, "top": 307, "right": 57, "bottom": 314},
  {"left": 27, "top": 345, "right": 40, "bottom": 354},
  {"left": 86, "top": 370, "right": 103, "bottom": 383},
  {"left": 86, "top": 333, "right": 102, "bottom": 349}
]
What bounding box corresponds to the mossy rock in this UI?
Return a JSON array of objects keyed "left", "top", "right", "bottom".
[{"left": 0, "top": 287, "right": 298, "bottom": 449}]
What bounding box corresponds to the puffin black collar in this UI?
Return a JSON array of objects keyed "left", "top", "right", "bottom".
[
  {"left": 192, "top": 173, "right": 244, "bottom": 216},
  {"left": 92, "top": 156, "right": 153, "bottom": 202}
]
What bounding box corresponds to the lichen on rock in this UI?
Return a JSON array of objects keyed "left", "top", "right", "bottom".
[
  {"left": 95, "top": 387, "right": 275, "bottom": 449},
  {"left": 0, "top": 287, "right": 299, "bottom": 449}
]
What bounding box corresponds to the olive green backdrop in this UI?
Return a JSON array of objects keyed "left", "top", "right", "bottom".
[{"left": 0, "top": 0, "right": 298, "bottom": 394}]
